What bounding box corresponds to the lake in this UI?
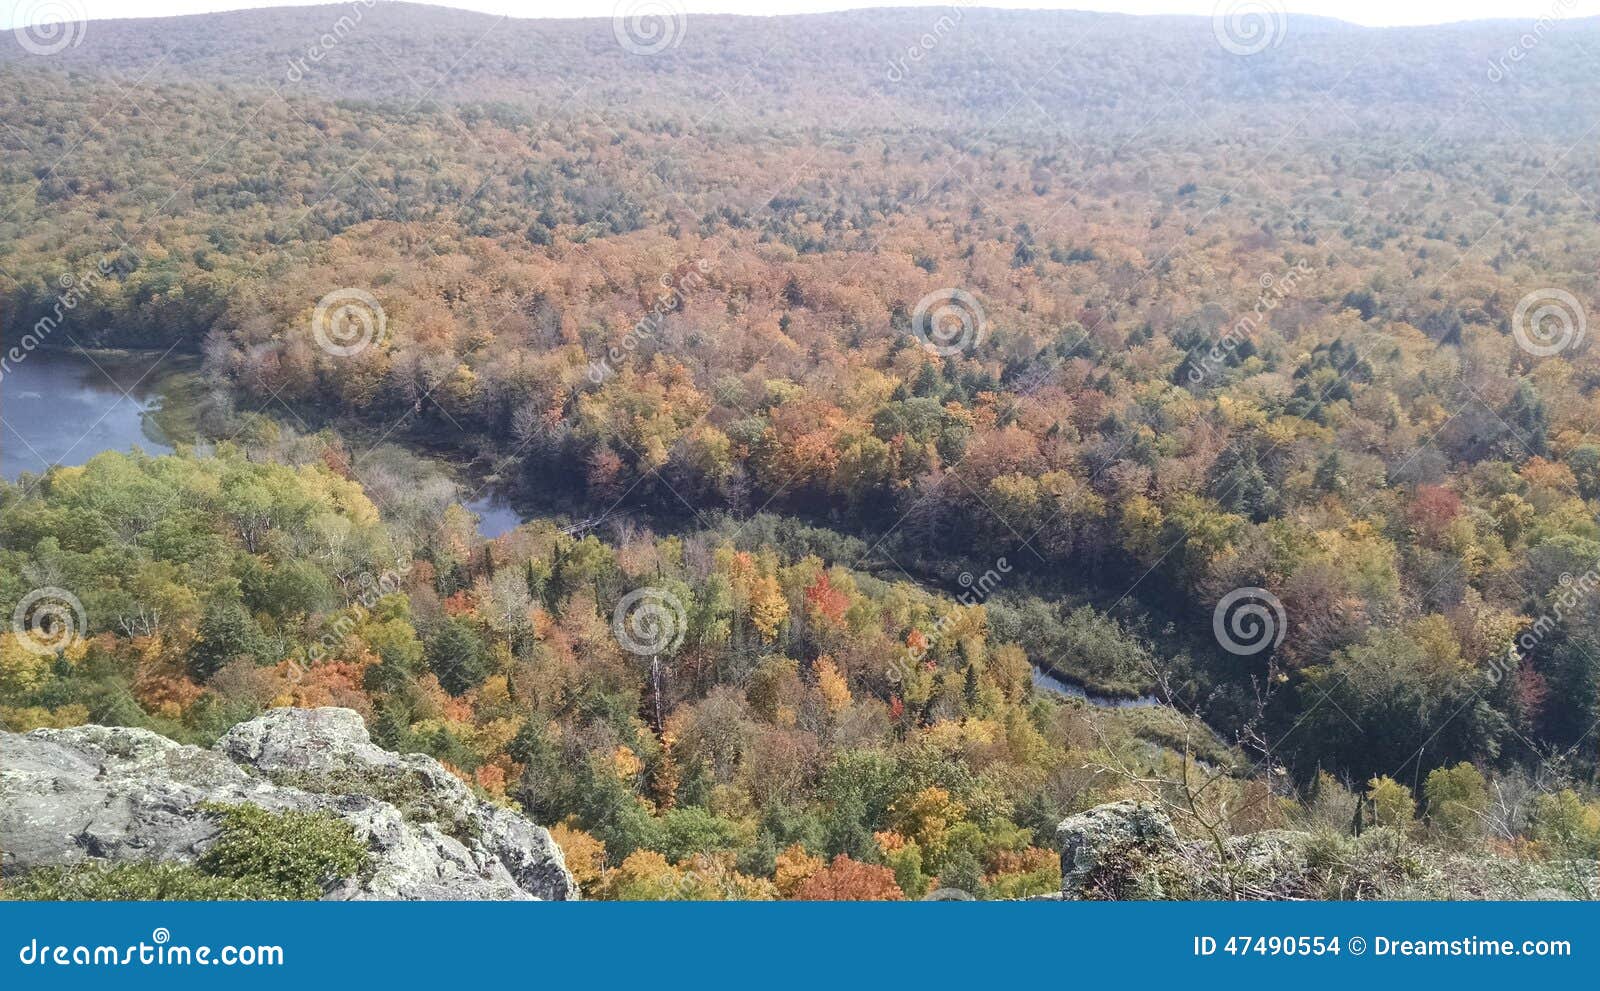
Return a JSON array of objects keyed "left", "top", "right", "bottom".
[
  {"left": 1, "top": 349, "right": 180, "bottom": 482},
  {"left": 2, "top": 349, "right": 522, "bottom": 540}
]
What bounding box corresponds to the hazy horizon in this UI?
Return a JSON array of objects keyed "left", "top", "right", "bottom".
[{"left": 4, "top": 0, "right": 1599, "bottom": 31}]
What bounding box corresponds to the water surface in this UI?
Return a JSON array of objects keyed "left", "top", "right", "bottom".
[
  {"left": 1030, "top": 665, "right": 1161, "bottom": 708},
  {"left": 3, "top": 350, "right": 525, "bottom": 542},
  {"left": 2, "top": 350, "right": 179, "bottom": 481},
  {"left": 466, "top": 488, "right": 523, "bottom": 539}
]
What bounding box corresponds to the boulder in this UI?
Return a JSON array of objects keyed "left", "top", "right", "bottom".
[
  {"left": 1, "top": 707, "right": 577, "bottom": 900},
  {"left": 1056, "top": 800, "right": 1185, "bottom": 899}
]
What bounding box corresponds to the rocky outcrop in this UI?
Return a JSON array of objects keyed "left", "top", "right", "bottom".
[
  {"left": 1056, "top": 800, "right": 1186, "bottom": 900},
  {"left": 0, "top": 707, "right": 577, "bottom": 900},
  {"left": 1055, "top": 800, "right": 1595, "bottom": 901}
]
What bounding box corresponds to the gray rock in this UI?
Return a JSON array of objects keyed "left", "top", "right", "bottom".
[
  {"left": 1225, "top": 829, "right": 1311, "bottom": 879},
  {"left": 1, "top": 707, "right": 577, "bottom": 900},
  {"left": 1056, "top": 800, "right": 1182, "bottom": 899},
  {"left": 1054, "top": 800, "right": 1591, "bottom": 901}
]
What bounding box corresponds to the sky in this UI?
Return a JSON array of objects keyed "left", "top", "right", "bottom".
[{"left": 4, "top": 0, "right": 1599, "bottom": 30}]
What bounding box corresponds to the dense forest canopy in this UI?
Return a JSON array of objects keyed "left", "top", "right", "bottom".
[{"left": 3, "top": 3, "right": 1600, "bottom": 898}]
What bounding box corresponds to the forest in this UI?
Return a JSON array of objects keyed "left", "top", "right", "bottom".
[{"left": 2, "top": 4, "right": 1599, "bottom": 899}]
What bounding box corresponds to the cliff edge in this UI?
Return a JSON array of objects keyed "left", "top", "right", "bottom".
[{"left": 0, "top": 707, "right": 576, "bottom": 900}]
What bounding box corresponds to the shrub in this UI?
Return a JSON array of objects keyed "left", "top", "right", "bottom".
[
  {"left": 5, "top": 803, "right": 370, "bottom": 902},
  {"left": 196, "top": 803, "right": 371, "bottom": 898},
  {"left": 5, "top": 862, "right": 253, "bottom": 901},
  {"left": 1423, "top": 763, "right": 1488, "bottom": 841},
  {"left": 1529, "top": 790, "right": 1600, "bottom": 858},
  {"left": 1366, "top": 776, "right": 1416, "bottom": 830}
]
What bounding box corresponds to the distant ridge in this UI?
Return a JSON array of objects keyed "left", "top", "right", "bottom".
[{"left": 4, "top": 2, "right": 1597, "bottom": 138}]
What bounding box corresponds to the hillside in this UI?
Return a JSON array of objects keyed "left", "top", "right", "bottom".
[{"left": 6, "top": 5, "right": 1600, "bottom": 136}]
